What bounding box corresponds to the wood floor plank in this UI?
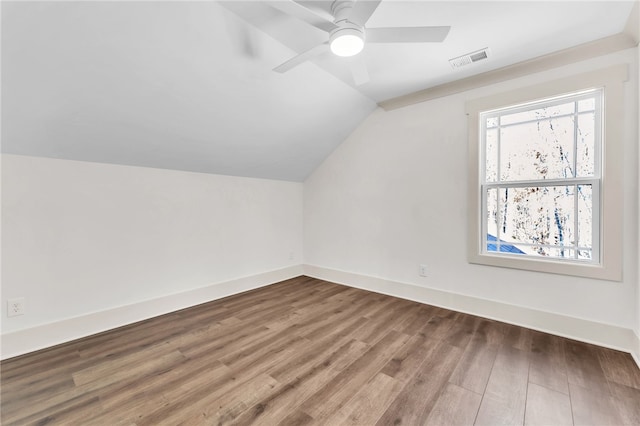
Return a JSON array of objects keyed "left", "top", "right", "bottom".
[
  {"left": 14, "top": 395, "right": 103, "bottom": 426},
  {"left": 569, "top": 382, "right": 624, "bottom": 426},
  {"left": 288, "top": 282, "right": 353, "bottom": 309},
  {"left": 2, "top": 350, "right": 187, "bottom": 424},
  {"left": 529, "top": 331, "right": 569, "bottom": 395},
  {"left": 443, "top": 314, "right": 479, "bottom": 349},
  {"left": 177, "top": 322, "right": 270, "bottom": 359},
  {"left": 503, "top": 323, "right": 533, "bottom": 351},
  {"left": 0, "top": 346, "right": 83, "bottom": 379},
  {"left": 152, "top": 332, "right": 304, "bottom": 425},
  {"left": 232, "top": 340, "right": 370, "bottom": 425},
  {"left": 596, "top": 347, "right": 640, "bottom": 390},
  {"left": 608, "top": 382, "right": 640, "bottom": 425},
  {"left": 180, "top": 373, "right": 281, "bottom": 425},
  {"left": 132, "top": 363, "right": 241, "bottom": 425},
  {"left": 218, "top": 329, "right": 309, "bottom": 372},
  {"left": 419, "top": 309, "right": 460, "bottom": 341},
  {"left": 361, "top": 292, "right": 400, "bottom": 319},
  {"left": 218, "top": 277, "right": 312, "bottom": 310},
  {"left": 268, "top": 317, "right": 369, "bottom": 383},
  {"left": 0, "top": 370, "right": 77, "bottom": 412},
  {"left": 393, "top": 304, "right": 439, "bottom": 335},
  {"left": 356, "top": 299, "right": 420, "bottom": 344},
  {"left": 564, "top": 339, "right": 611, "bottom": 394},
  {"left": 473, "top": 318, "right": 507, "bottom": 345},
  {"left": 380, "top": 333, "right": 439, "bottom": 384},
  {"left": 93, "top": 390, "right": 168, "bottom": 425},
  {"left": 424, "top": 382, "right": 482, "bottom": 426},
  {"left": 2, "top": 276, "right": 637, "bottom": 426},
  {"left": 279, "top": 410, "right": 315, "bottom": 425},
  {"left": 75, "top": 305, "right": 231, "bottom": 361},
  {"left": 474, "top": 345, "right": 530, "bottom": 426},
  {"left": 72, "top": 342, "right": 183, "bottom": 386},
  {"left": 298, "top": 330, "right": 411, "bottom": 422},
  {"left": 448, "top": 336, "right": 499, "bottom": 394},
  {"left": 375, "top": 341, "right": 464, "bottom": 426},
  {"left": 324, "top": 372, "right": 405, "bottom": 425},
  {"left": 97, "top": 356, "right": 225, "bottom": 412},
  {"left": 301, "top": 293, "right": 379, "bottom": 341},
  {"left": 524, "top": 382, "right": 573, "bottom": 426}
]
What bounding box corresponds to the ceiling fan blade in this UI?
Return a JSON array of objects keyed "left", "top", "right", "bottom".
[
  {"left": 347, "top": 56, "right": 369, "bottom": 86},
  {"left": 264, "top": 1, "right": 337, "bottom": 33},
  {"left": 367, "top": 26, "right": 451, "bottom": 43},
  {"left": 225, "top": 19, "right": 261, "bottom": 59},
  {"left": 218, "top": 2, "right": 265, "bottom": 59},
  {"left": 273, "top": 42, "right": 330, "bottom": 73},
  {"left": 349, "top": 0, "right": 382, "bottom": 27}
]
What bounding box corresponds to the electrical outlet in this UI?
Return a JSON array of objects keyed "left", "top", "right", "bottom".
[
  {"left": 7, "top": 298, "right": 25, "bottom": 317},
  {"left": 419, "top": 264, "right": 428, "bottom": 277},
  {"left": 289, "top": 251, "right": 294, "bottom": 261}
]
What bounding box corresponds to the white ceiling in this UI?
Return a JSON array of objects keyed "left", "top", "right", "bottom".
[{"left": 1, "top": 1, "right": 635, "bottom": 181}]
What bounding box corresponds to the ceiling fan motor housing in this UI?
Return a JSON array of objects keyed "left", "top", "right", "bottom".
[
  {"left": 329, "top": 0, "right": 365, "bottom": 56},
  {"left": 329, "top": 25, "right": 365, "bottom": 56}
]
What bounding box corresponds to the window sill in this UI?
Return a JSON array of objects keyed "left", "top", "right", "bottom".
[{"left": 468, "top": 251, "right": 621, "bottom": 281}]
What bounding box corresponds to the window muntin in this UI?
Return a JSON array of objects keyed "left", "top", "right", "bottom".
[{"left": 480, "top": 89, "right": 602, "bottom": 263}]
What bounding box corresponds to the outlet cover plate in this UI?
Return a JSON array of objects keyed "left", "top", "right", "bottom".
[
  {"left": 419, "top": 264, "right": 428, "bottom": 277},
  {"left": 7, "top": 298, "right": 25, "bottom": 317}
]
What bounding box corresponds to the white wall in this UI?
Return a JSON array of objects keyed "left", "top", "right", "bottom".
[
  {"left": 2, "top": 50, "right": 638, "bottom": 361},
  {"left": 2, "top": 154, "right": 303, "bottom": 337},
  {"left": 305, "top": 49, "right": 639, "bottom": 333},
  {"left": 636, "top": 44, "right": 640, "bottom": 360}
]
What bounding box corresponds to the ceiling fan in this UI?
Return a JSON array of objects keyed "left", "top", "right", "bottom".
[{"left": 267, "top": 0, "right": 451, "bottom": 80}]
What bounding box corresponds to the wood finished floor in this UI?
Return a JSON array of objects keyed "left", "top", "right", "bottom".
[{"left": 2, "top": 276, "right": 639, "bottom": 425}]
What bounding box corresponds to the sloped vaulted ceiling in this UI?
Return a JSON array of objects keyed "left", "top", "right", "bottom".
[
  {"left": 1, "top": 1, "right": 376, "bottom": 182},
  {"left": 1, "top": 1, "right": 636, "bottom": 182}
]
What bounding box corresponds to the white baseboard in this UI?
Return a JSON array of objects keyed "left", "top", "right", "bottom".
[
  {"left": 4, "top": 264, "right": 638, "bottom": 370},
  {"left": 1, "top": 265, "right": 304, "bottom": 360},
  {"left": 304, "top": 265, "right": 640, "bottom": 368},
  {"left": 633, "top": 332, "right": 640, "bottom": 369}
]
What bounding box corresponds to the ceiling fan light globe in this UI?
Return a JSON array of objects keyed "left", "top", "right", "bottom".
[{"left": 329, "top": 28, "right": 365, "bottom": 57}]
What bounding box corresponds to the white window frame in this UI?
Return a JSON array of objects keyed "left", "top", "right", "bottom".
[
  {"left": 481, "top": 89, "right": 602, "bottom": 263},
  {"left": 466, "top": 65, "right": 626, "bottom": 281}
]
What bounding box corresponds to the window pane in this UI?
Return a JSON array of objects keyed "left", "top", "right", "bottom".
[
  {"left": 578, "top": 185, "right": 592, "bottom": 248},
  {"left": 578, "top": 98, "right": 595, "bottom": 112},
  {"left": 578, "top": 249, "right": 592, "bottom": 260},
  {"left": 477, "top": 89, "right": 602, "bottom": 268},
  {"left": 487, "top": 188, "right": 498, "bottom": 238},
  {"left": 500, "top": 101, "right": 575, "bottom": 126},
  {"left": 499, "top": 186, "right": 575, "bottom": 253},
  {"left": 531, "top": 247, "right": 575, "bottom": 259},
  {"left": 500, "top": 116, "right": 575, "bottom": 181},
  {"left": 487, "top": 240, "right": 527, "bottom": 254},
  {"left": 576, "top": 112, "right": 595, "bottom": 177},
  {"left": 485, "top": 129, "right": 498, "bottom": 182}
]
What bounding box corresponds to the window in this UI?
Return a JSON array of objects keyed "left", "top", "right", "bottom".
[
  {"left": 481, "top": 89, "right": 602, "bottom": 263},
  {"left": 467, "top": 65, "right": 626, "bottom": 280}
]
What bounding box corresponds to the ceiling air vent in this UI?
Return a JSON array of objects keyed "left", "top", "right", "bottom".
[{"left": 449, "top": 47, "right": 490, "bottom": 69}]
